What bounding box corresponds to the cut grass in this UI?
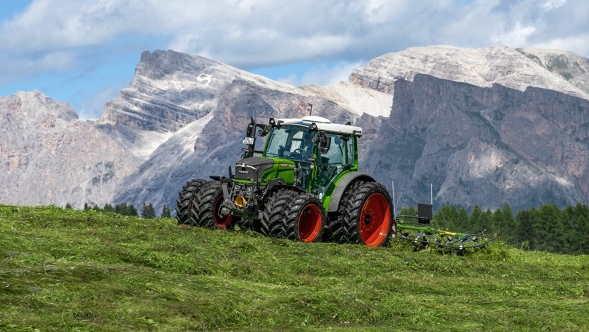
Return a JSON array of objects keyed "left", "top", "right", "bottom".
[{"left": 1, "top": 205, "right": 588, "bottom": 331}]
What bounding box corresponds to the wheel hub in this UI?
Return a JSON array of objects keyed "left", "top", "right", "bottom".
[{"left": 364, "top": 214, "right": 371, "bottom": 225}]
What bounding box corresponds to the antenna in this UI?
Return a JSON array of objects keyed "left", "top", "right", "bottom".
[
  {"left": 391, "top": 180, "right": 396, "bottom": 217},
  {"left": 308, "top": 103, "right": 313, "bottom": 116}
]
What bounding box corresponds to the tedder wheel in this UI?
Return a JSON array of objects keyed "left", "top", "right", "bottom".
[
  {"left": 269, "top": 192, "right": 325, "bottom": 243},
  {"left": 337, "top": 182, "right": 393, "bottom": 247},
  {"left": 190, "top": 181, "right": 236, "bottom": 229},
  {"left": 175, "top": 179, "right": 208, "bottom": 225}
]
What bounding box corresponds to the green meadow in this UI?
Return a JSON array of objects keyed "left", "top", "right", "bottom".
[{"left": 1, "top": 205, "right": 588, "bottom": 331}]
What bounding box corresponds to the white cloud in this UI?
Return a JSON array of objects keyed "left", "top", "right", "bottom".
[
  {"left": 492, "top": 23, "right": 536, "bottom": 47},
  {"left": 0, "top": 0, "right": 588, "bottom": 96},
  {"left": 4, "top": 1, "right": 589, "bottom": 59},
  {"left": 542, "top": 0, "right": 566, "bottom": 11}
]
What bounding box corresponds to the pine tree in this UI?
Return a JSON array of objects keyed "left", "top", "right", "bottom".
[
  {"left": 141, "top": 203, "right": 156, "bottom": 219},
  {"left": 84, "top": 203, "right": 90, "bottom": 211},
  {"left": 103, "top": 204, "right": 114, "bottom": 213},
  {"left": 574, "top": 203, "right": 589, "bottom": 254},
  {"left": 516, "top": 210, "right": 533, "bottom": 249},
  {"left": 501, "top": 204, "right": 516, "bottom": 243},
  {"left": 399, "top": 206, "right": 418, "bottom": 217},
  {"left": 115, "top": 203, "right": 129, "bottom": 215},
  {"left": 65, "top": 203, "right": 73, "bottom": 209},
  {"left": 457, "top": 206, "right": 469, "bottom": 231},
  {"left": 128, "top": 204, "right": 138, "bottom": 216},
  {"left": 161, "top": 205, "right": 171, "bottom": 218},
  {"left": 434, "top": 205, "right": 458, "bottom": 230},
  {"left": 490, "top": 209, "right": 505, "bottom": 234},
  {"left": 537, "top": 204, "right": 563, "bottom": 252},
  {"left": 469, "top": 205, "right": 483, "bottom": 233},
  {"left": 528, "top": 207, "right": 540, "bottom": 250}
]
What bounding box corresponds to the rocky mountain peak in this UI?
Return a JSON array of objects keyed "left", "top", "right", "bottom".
[
  {"left": 350, "top": 45, "right": 589, "bottom": 100},
  {"left": 4, "top": 91, "right": 78, "bottom": 124},
  {"left": 517, "top": 47, "right": 589, "bottom": 95}
]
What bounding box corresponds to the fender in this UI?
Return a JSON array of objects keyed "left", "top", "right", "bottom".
[
  {"left": 263, "top": 178, "right": 306, "bottom": 199},
  {"left": 328, "top": 172, "right": 375, "bottom": 212}
]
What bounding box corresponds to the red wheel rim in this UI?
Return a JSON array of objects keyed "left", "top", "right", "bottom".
[
  {"left": 359, "top": 192, "right": 391, "bottom": 246},
  {"left": 298, "top": 204, "right": 322, "bottom": 243},
  {"left": 214, "top": 196, "right": 232, "bottom": 228}
]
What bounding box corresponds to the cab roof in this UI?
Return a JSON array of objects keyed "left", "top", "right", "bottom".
[{"left": 275, "top": 116, "right": 363, "bottom": 137}]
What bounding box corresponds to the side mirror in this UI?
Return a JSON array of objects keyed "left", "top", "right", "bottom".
[
  {"left": 245, "top": 118, "right": 256, "bottom": 138},
  {"left": 320, "top": 134, "right": 331, "bottom": 154}
]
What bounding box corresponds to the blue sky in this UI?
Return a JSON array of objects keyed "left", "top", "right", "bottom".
[{"left": 0, "top": 0, "right": 587, "bottom": 119}]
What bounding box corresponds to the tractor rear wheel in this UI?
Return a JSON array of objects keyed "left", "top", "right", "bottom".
[
  {"left": 175, "top": 179, "right": 207, "bottom": 225},
  {"left": 191, "top": 181, "right": 235, "bottom": 229},
  {"left": 337, "top": 182, "right": 393, "bottom": 247},
  {"left": 326, "top": 180, "right": 364, "bottom": 243},
  {"left": 269, "top": 192, "right": 325, "bottom": 243}
]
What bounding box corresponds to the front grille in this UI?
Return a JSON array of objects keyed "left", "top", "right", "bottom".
[{"left": 235, "top": 167, "right": 255, "bottom": 180}]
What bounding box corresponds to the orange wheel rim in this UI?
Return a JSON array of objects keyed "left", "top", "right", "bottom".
[
  {"left": 359, "top": 193, "right": 391, "bottom": 246},
  {"left": 214, "top": 196, "right": 232, "bottom": 228},
  {"left": 298, "top": 204, "right": 322, "bottom": 242}
]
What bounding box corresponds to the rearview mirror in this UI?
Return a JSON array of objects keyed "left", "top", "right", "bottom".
[
  {"left": 320, "top": 134, "right": 331, "bottom": 154},
  {"left": 245, "top": 118, "right": 256, "bottom": 138}
]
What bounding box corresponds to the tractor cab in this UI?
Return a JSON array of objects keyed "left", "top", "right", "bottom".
[{"left": 243, "top": 116, "right": 360, "bottom": 199}]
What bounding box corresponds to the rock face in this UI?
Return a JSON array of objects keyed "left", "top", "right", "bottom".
[
  {"left": 363, "top": 75, "right": 589, "bottom": 211},
  {"left": 0, "top": 91, "right": 142, "bottom": 208}
]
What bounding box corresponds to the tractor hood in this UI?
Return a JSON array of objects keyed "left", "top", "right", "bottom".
[
  {"left": 234, "top": 156, "right": 296, "bottom": 184},
  {"left": 234, "top": 157, "right": 275, "bottom": 181}
]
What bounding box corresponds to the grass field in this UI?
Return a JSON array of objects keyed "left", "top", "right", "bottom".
[{"left": 1, "top": 205, "right": 588, "bottom": 331}]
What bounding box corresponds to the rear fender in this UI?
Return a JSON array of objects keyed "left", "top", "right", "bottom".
[{"left": 327, "top": 172, "right": 375, "bottom": 212}]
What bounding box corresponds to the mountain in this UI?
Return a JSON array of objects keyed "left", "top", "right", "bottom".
[
  {"left": 350, "top": 45, "right": 589, "bottom": 99},
  {"left": 0, "top": 91, "right": 142, "bottom": 208},
  {"left": 364, "top": 74, "right": 589, "bottom": 211},
  {"left": 2, "top": 45, "right": 589, "bottom": 213}
]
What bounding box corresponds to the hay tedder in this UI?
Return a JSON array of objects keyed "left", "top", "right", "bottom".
[{"left": 176, "top": 116, "right": 493, "bottom": 251}]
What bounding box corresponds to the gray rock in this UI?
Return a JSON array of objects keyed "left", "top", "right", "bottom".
[
  {"left": 0, "top": 91, "right": 142, "bottom": 208},
  {"left": 363, "top": 75, "right": 589, "bottom": 211}
]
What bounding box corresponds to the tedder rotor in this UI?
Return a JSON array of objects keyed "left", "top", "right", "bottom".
[{"left": 395, "top": 204, "right": 495, "bottom": 253}]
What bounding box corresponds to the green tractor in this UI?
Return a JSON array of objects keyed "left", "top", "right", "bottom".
[{"left": 176, "top": 116, "right": 395, "bottom": 247}]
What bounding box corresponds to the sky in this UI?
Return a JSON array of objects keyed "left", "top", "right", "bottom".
[{"left": 0, "top": 0, "right": 587, "bottom": 120}]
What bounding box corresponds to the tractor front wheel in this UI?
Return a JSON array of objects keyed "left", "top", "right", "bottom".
[
  {"left": 175, "top": 179, "right": 208, "bottom": 225},
  {"left": 268, "top": 192, "right": 325, "bottom": 243},
  {"left": 191, "top": 181, "right": 235, "bottom": 229},
  {"left": 263, "top": 190, "right": 295, "bottom": 237}
]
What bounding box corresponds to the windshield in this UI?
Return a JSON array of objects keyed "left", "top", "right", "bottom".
[{"left": 265, "top": 125, "right": 315, "bottom": 162}]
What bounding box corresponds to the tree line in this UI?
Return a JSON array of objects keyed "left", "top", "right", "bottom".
[
  {"left": 65, "top": 202, "right": 172, "bottom": 219},
  {"left": 400, "top": 203, "right": 589, "bottom": 255}
]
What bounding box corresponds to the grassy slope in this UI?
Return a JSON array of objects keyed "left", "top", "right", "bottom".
[{"left": 0, "top": 205, "right": 588, "bottom": 332}]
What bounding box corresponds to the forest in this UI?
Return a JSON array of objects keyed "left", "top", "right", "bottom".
[{"left": 402, "top": 203, "right": 589, "bottom": 255}]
